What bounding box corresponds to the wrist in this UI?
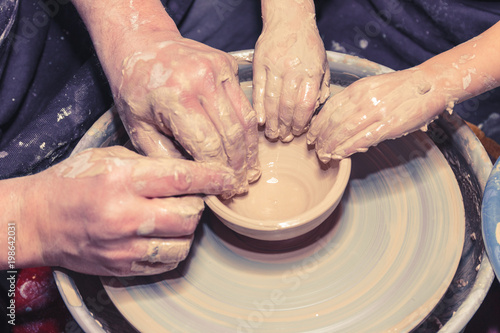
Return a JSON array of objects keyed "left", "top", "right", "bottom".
[
  {"left": 261, "top": 0, "right": 316, "bottom": 29},
  {"left": 417, "top": 61, "right": 472, "bottom": 105},
  {"left": 0, "top": 176, "right": 46, "bottom": 269}
]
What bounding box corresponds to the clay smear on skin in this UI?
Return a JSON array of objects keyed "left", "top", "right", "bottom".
[
  {"left": 323, "top": 50, "right": 491, "bottom": 160},
  {"left": 121, "top": 49, "right": 254, "bottom": 196},
  {"left": 137, "top": 217, "right": 156, "bottom": 236},
  {"left": 56, "top": 149, "right": 131, "bottom": 178},
  {"left": 129, "top": 0, "right": 139, "bottom": 31},
  {"left": 130, "top": 237, "right": 193, "bottom": 273}
]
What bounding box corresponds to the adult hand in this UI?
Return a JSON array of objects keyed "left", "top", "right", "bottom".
[
  {"left": 307, "top": 68, "right": 455, "bottom": 162},
  {"left": 113, "top": 35, "right": 260, "bottom": 198},
  {"left": 115, "top": 36, "right": 260, "bottom": 196},
  {"left": 29, "top": 146, "right": 236, "bottom": 276},
  {"left": 72, "top": 0, "right": 260, "bottom": 198},
  {"left": 253, "top": 0, "right": 330, "bottom": 142}
]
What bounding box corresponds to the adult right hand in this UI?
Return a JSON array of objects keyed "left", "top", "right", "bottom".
[
  {"left": 113, "top": 35, "right": 261, "bottom": 198},
  {"left": 25, "top": 146, "right": 236, "bottom": 276},
  {"left": 71, "top": 0, "right": 261, "bottom": 199}
]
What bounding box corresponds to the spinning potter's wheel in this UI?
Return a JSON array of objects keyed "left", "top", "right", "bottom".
[
  {"left": 101, "top": 131, "right": 464, "bottom": 333},
  {"left": 53, "top": 51, "right": 494, "bottom": 332}
]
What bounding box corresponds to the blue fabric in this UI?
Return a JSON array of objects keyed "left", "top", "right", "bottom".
[
  {"left": 317, "top": 0, "right": 500, "bottom": 70},
  {"left": 0, "top": 0, "right": 112, "bottom": 179},
  {"left": 176, "top": 0, "right": 261, "bottom": 52}
]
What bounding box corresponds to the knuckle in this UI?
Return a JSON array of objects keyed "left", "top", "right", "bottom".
[
  {"left": 281, "top": 98, "right": 295, "bottom": 110},
  {"left": 181, "top": 212, "right": 202, "bottom": 235},
  {"left": 189, "top": 132, "right": 224, "bottom": 161},
  {"left": 299, "top": 98, "right": 317, "bottom": 113},
  {"left": 226, "top": 55, "right": 239, "bottom": 74},
  {"left": 93, "top": 203, "right": 135, "bottom": 240},
  {"left": 172, "top": 164, "right": 193, "bottom": 192},
  {"left": 224, "top": 123, "right": 246, "bottom": 146},
  {"left": 173, "top": 197, "right": 204, "bottom": 234}
]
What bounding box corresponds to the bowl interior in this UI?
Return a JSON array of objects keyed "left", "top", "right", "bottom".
[{"left": 221, "top": 131, "right": 339, "bottom": 223}]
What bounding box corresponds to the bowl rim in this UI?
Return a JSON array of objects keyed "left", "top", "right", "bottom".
[{"left": 204, "top": 157, "right": 351, "bottom": 231}]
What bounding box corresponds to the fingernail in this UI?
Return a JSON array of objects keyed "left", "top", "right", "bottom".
[
  {"left": 279, "top": 124, "right": 293, "bottom": 142},
  {"left": 265, "top": 127, "right": 279, "bottom": 140},
  {"left": 280, "top": 132, "right": 294, "bottom": 143},
  {"left": 247, "top": 167, "right": 262, "bottom": 183},
  {"left": 306, "top": 133, "right": 316, "bottom": 145},
  {"left": 291, "top": 126, "right": 305, "bottom": 136},
  {"left": 258, "top": 115, "right": 265, "bottom": 125},
  {"left": 317, "top": 149, "right": 332, "bottom": 164}
]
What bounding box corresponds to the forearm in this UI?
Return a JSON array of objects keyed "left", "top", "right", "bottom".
[
  {"left": 71, "top": 0, "right": 181, "bottom": 88},
  {"left": 419, "top": 21, "right": 500, "bottom": 104},
  {"left": 0, "top": 177, "right": 44, "bottom": 270}
]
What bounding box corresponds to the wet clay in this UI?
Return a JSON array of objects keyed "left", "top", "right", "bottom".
[
  {"left": 131, "top": 236, "right": 193, "bottom": 274},
  {"left": 117, "top": 41, "right": 261, "bottom": 197},
  {"left": 222, "top": 131, "right": 338, "bottom": 223}
]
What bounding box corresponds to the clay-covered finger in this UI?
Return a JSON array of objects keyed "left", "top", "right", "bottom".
[
  {"left": 329, "top": 98, "right": 434, "bottom": 159},
  {"left": 155, "top": 90, "right": 228, "bottom": 165},
  {"left": 263, "top": 72, "right": 283, "bottom": 140},
  {"left": 201, "top": 84, "right": 249, "bottom": 193},
  {"left": 324, "top": 122, "right": 389, "bottom": 160},
  {"left": 307, "top": 104, "right": 332, "bottom": 145},
  {"left": 314, "top": 107, "right": 376, "bottom": 162},
  {"left": 130, "top": 235, "right": 194, "bottom": 275},
  {"left": 291, "top": 79, "right": 321, "bottom": 136},
  {"left": 131, "top": 159, "right": 236, "bottom": 197},
  {"left": 136, "top": 196, "right": 205, "bottom": 237},
  {"left": 319, "top": 68, "right": 331, "bottom": 104},
  {"left": 223, "top": 79, "right": 261, "bottom": 183},
  {"left": 278, "top": 76, "right": 300, "bottom": 142},
  {"left": 129, "top": 261, "right": 179, "bottom": 276},
  {"left": 252, "top": 64, "right": 267, "bottom": 125},
  {"left": 307, "top": 91, "right": 350, "bottom": 144},
  {"left": 126, "top": 122, "right": 185, "bottom": 159},
  {"left": 314, "top": 104, "right": 389, "bottom": 162}
]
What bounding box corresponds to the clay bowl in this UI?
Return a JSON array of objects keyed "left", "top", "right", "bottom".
[{"left": 205, "top": 130, "right": 351, "bottom": 241}]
